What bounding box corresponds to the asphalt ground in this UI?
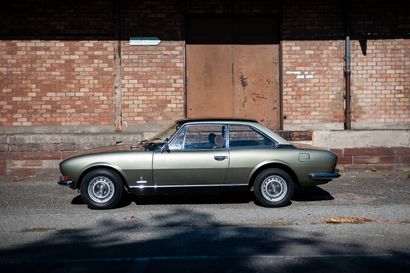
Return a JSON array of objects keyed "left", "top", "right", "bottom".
[{"left": 0, "top": 170, "right": 409, "bottom": 273}]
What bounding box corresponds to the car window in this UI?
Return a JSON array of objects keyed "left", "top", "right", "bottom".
[
  {"left": 182, "top": 124, "right": 227, "bottom": 150},
  {"left": 229, "top": 125, "right": 275, "bottom": 148},
  {"left": 168, "top": 126, "right": 186, "bottom": 150}
]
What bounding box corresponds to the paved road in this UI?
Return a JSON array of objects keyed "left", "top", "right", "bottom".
[{"left": 0, "top": 171, "right": 409, "bottom": 272}]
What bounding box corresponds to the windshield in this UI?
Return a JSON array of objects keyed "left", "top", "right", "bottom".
[{"left": 149, "top": 123, "right": 179, "bottom": 142}]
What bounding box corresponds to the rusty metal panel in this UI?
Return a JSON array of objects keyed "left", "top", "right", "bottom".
[
  {"left": 187, "top": 44, "right": 234, "bottom": 118},
  {"left": 186, "top": 16, "right": 280, "bottom": 129},
  {"left": 232, "top": 44, "right": 280, "bottom": 129}
]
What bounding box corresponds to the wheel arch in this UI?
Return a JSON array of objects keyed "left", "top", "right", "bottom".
[
  {"left": 249, "top": 162, "right": 300, "bottom": 189},
  {"left": 76, "top": 164, "right": 129, "bottom": 190}
]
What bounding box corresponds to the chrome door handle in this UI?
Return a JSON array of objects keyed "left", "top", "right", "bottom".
[{"left": 214, "top": 156, "right": 228, "bottom": 161}]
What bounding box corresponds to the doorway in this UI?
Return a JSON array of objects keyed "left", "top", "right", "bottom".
[{"left": 186, "top": 16, "right": 281, "bottom": 129}]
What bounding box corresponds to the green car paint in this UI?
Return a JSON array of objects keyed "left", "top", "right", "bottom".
[{"left": 59, "top": 119, "right": 339, "bottom": 195}]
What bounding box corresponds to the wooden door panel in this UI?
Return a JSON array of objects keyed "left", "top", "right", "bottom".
[
  {"left": 187, "top": 45, "right": 233, "bottom": 118},
  {"left": 233, "top": 45, "right": 280, "bottom": 128},
  {"left": 186, "top": 16, "right": 281, "bottom": 129}
]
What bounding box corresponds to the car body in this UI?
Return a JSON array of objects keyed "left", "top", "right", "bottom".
[{"left": 58, "top": 118, "right": 340, "bottom": 209}]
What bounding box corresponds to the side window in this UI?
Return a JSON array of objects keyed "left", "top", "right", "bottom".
[
  {"left": 168, "top": 127, "right": 186, "bottom": 150},
  {"left": 229, "top": 125, "right": 275, "bottom": 148},
  {"left": 183, "top": 124, "right": 227, "bottom": 150}
]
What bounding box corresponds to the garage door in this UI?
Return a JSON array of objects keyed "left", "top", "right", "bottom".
[{"left": 186, "top": 16, "right": 281, "bottom": 129}]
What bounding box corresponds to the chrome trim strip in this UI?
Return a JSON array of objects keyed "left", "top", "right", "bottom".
[
  {"left": 129, "top": 183, "right": 248, "bottom": 189},
  {"left": 309, "top": 172, "right": 341, "bottom": 180}
]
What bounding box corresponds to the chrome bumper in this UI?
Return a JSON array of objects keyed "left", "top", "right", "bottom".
[
  {"left": 309, "top": 171, "right": 341, "bottom": 180},
  {"left": 58, "top": 176, "right": 74, "bottom": 187}
]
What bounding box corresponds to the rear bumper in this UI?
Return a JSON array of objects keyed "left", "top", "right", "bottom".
[
  {"left": 57, "top": 176, "right": 75, "bottom": 188},
  {"left": 309, "top": 171, "right": 341, "bottom": 180}
]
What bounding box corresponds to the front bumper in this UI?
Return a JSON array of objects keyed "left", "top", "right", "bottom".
[
  {"left": 309, "top": 171, "right": 341, "bottom": 180},
  {"left": 58, "top": 176, "right": 75, "bottom": 188}
]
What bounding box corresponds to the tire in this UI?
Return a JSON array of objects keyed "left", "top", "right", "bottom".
[
  {"left": 80, "top": 168, "right": 124, "bottom": 209},
  {"left": 253, "top": 168, "right": 294, "bottom": 207}
]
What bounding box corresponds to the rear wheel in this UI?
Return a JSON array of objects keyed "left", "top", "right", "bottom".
[
  {"left": 80, "top": 169, "right": 124, "bottom": 209},
  {"left": 254, "top": 168, "right": 294, "bottom": 207}
]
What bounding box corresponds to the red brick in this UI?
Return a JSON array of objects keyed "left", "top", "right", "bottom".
[
  {"left": 343, "top": 164, "right": 393, "bottom": 171},
  {"left": 57, "top": 143, "right": 76, "bottom": 151},
  {"left": 379, "top": 156, "right": 395, "bottom": 164},
  {"left": 61, "top": 151, "right": 88, "bottom": 159},
  {"left": 8, "top": 144, "right": 40, "bottom": 152},
  {"left": 330, "top": 149, "right": 344, "bottom": 156},
  {"left": 8, "top": 168, "right": 34, "bottom": 176},
  {"left": 9, "top": 152, "right": 61, "bottom": 160},
  {"left": 344, "top": 147, "right": 395, "bottom": 156},
  {"left": 38, "top": 143, "right": 59, "bottom": 151},
  {"left": 396, "top": 156, "right": 410, "bottom": 164},
  {"left": 393, "top": 148, "right": 410, "bottom": 155},
  {"left": 337, "top": 156, "right": 352, "bottom": 165},
  {"left": 353, "top": 156, "right": 380, "bottom": 164},
  {"left": 18, "top": 160, "right": 43, "bottom": 168}
]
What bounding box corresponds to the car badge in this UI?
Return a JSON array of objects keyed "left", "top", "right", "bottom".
[{"left": 136, "top": 176, "right": 147, "bottom": 184}]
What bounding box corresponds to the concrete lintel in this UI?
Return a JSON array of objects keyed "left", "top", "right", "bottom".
[
  {"left": 352, "top": 122, "right": 410, "bottom": 130},
  {"left": 283, "top": 122, "right": 344, "bottom": 131},
  {"left": 0, "top": 125, "right": 116, "bottom": 134},
  {"left": 313, "top": 130, "right": 410, "bottom": 149},
  {"left": 0, "top": 122, "right": 174, "bottom": 135},
  {"left": 0, "top": 133, "right": 144, "bottom": 146}
]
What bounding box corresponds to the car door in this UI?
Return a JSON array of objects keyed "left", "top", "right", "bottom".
[
  {"left": 153, "top": 124, "right": 229, "bottom": 186},
  {"left": 225, "top": 124, "right": 278, "bottom": 184}
]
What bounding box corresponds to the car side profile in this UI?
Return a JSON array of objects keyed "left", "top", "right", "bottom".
[{"left": 58, "top": 119, "right": 340, "bottom": 209}]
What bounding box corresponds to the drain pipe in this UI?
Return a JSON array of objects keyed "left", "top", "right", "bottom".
[{"left": 344, "top": 0, "right": 352, "bottom": 130}]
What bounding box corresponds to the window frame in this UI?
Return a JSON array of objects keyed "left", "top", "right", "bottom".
[
  {"left": 167, "top": 122, "right": 279, "bottom": 151},
  {"left": 227, "top": 124, "right": 279, "bottom": 149},
  {"left": 168, "top": 123, "right": 228, "bottom": 151}
]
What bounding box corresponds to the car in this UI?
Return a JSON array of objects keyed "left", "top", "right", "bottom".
[{"left": 58, "top": 118, "right": 340, "bottom": 209}]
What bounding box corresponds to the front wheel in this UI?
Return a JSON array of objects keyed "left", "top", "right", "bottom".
[
  {"left": 80, "top": 169, "right": 124, "bottom": 209},
  {"left": 254, "top": 168, "right": 294, "bottom": 207}
]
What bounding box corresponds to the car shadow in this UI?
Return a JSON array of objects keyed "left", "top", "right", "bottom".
[
  {"left": 71, "top": 186, "right": 333, "bottom": 208},
  {"left": 71, "top": 195, "right": 84, "bottom": 205},
  {"left": 292, "top": 186, "right": 334, "bottom": 201},
  {"left": 71, "top": 193, "right": 134, "bottom": 209},
  {"left": 131, "top": 191, "right": 254, "bottom": 205}
]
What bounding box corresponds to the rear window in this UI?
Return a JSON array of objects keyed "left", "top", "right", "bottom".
[{"left": 229, "top": 125, "right": 275, "bottom": 148}]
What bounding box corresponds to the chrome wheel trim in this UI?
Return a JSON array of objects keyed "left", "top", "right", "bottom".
[
  {"left": 261, "top": 175, "right": 288, "bottom": 202},
  {"left": 88, "top": 176, "right": 115, "bottom": 204}
]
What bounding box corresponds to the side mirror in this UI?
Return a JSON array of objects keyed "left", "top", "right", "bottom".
[{"left": 161, "top": 139, "right": 170, "bottom": 153}]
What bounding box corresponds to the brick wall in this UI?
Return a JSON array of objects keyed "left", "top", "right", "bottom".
[
  {"left": 0, "top": 0, "right": 116, "bottom": 128},
  {"left": 2, "top": 0, "right": 408, "bottom": 132},
  {"left": 0, "top": 0, "right": 409, "bottom": 176},
  {"left": 0, "top": 133, "right": 142, "bottom": 176},
  {"left": 332, "top": 147, "right": 410, "bottom": 171},
  {"left": 120, "top": 0, "right": 185, "bottom": 126},
  {"left": 282, "top": 0, "right": 345, "bottom": 130},
  {"left": 351, "top": 39, "right": 410, "bottom": 128},
  {"left": 0, "top": 0, "right": 186, "bottom": 132},
  {"left": 282, "top": 40, "right": 345, "bottom": 130},
  {"left": 0, "top": 40, "right": 115, "bottom": 126},
  {"left": 350, "top": 0, "right": 410, "bottom": 129},
  {"left": 282, "top": 0, "right": 410, "bottom": 130}
]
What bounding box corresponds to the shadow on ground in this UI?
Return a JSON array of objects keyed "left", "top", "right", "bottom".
[
  {"left": 0, "top": 208, "right": 408, "bottom": 273},
  {"left": 292, "top": 186, "right": 334, "bottom": 201},
  {"left": 71, "top": 186, "right": 334, "bottom": 208}
]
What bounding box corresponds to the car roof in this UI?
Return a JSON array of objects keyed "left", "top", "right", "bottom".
[{"left": 176, "top": 118, "right": 258, "bottom": 125}]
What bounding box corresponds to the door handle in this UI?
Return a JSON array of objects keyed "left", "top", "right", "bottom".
[{"left": 214, "top": 156, "right": 228, "bottom": 161}]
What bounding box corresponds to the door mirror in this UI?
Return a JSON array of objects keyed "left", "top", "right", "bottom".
[{"left": 160, "top": 139, "right": 170, "bottom": 153}]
